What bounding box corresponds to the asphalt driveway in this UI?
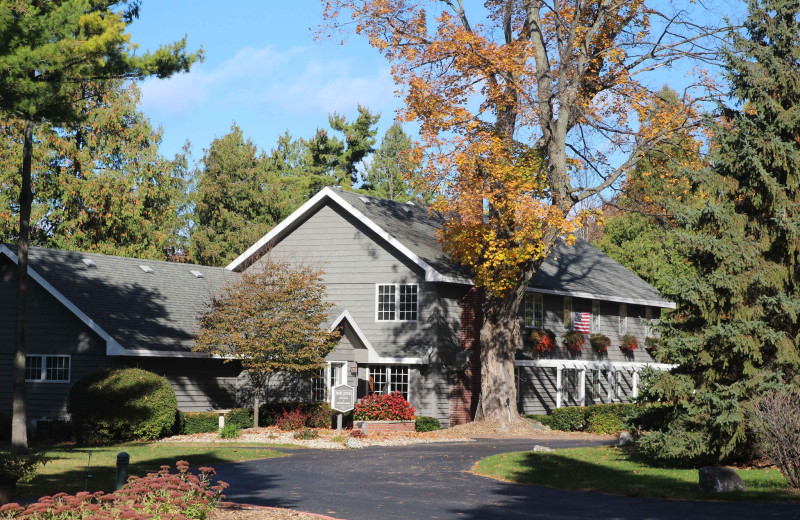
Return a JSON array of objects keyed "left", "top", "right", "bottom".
[{"left": 215, "top": 438, "right": 800, "bottom": 520}]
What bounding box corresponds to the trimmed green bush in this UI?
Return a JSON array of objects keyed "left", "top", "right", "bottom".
[
  {"left": 587, "top": 412, "right": 624, "bottom": 434},
  {"left": 68, "top": 368, "right": 177, "bottom": 444},
  {"left": 219, "top": 422, "right": 241, "bottom": 439},
  {"left": 183, "top": 412, "right": 218, "bottom": 434},
  {"left": 415, "top": 416, "right": 441, "bottom": 432},
  {"left": 545, "top": 407, "right": 586, "bottom": 431},
  {"left": 225, "top": 408, "right": 254, "bottom": 429}
]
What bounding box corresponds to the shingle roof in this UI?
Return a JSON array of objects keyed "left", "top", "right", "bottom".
[
  {"left": 334, "top": 189, "right": 673, "bottom": 308},
  {"left": 3, "top": 245, "right": 237, "bottom": 354}
]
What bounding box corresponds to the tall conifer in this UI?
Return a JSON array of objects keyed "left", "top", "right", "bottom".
[{"left": 641, "top": 0, "right": 800, "bottom": 464}]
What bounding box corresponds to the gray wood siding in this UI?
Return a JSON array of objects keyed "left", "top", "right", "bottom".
[
  {"left": 0, "top": 256, "right": 111, "bottom": 421},
  {"left": 520, "top": 293, "right": 657, "bottom": 362},
  {"left": 252, "top": 203, "right": 440, "bottom": 358}
]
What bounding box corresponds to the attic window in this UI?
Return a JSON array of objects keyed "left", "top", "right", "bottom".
[
  {"left": 359, "top": 196, "right": 371, "bottom": 205},
  {"left": 139, "top": 265, "right": 154, "bottom": 274},
  {"left": 81, "top": 258, "right": 97, "bottom": 268},
  {"left": 190, "top": 270, "right": 204, "bottom": 279}
]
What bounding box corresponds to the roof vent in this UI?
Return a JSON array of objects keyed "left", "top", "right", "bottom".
[
  {"left": 403, "top": 205, "right": 413, "bottom": 214},
  {"left": 82, "top": 258, "right": 97, "bottom": 268},
  {"left": 359, "top": 196, "right": 371, "bottom": 205},
  {"left": 190, "top": 270, "right": 204, "bottom": 279},
  {"left": 139, "top": 265, "right": 154, "bottom": 274}
]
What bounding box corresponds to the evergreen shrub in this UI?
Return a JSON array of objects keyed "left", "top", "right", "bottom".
[
  {"left": 415, "top": 416, "right": 441, "bottom": 432},
  {"left": 183, "top": 412, "right": 218, "bottom": 434},
  {"left": 545, "top": 407, "right": 586, "bottom": 431},
  {"left": 219, "top": 423, "right": 241, "bottom": 440},
  {"left": 225, "top": 408, "right": 253, "bottom": 429},
  {"left": 68, "top": 368, "right": 177, "bottom": 444}
]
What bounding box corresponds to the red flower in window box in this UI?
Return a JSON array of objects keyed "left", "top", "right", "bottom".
[
  {"left": 528, "top": 329, "right": 556, "bottom": 354},
  {"left": 561, "top": 331, "right": 586, "bottom": 352},
  {"left": 620, "top": 335, "right": 639, "bottom": 353}
]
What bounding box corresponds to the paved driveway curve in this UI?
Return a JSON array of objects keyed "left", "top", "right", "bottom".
[{"left": 215, "top": 439, "right": 800, "bottom": 520}]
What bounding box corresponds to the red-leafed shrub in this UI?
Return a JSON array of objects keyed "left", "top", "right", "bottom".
[
  {"left": 620, "top": 335, "right": 639, "bottom": 353},
  {"left": 0, "top": 461, "right": 227, "bottom": 519},
  {"left": 276, "top": 409, "right": 309, "bottom": 431},
  {"left": 529, "top": 329, "right": 556, "bottom": 354},
  {"left": 354, "top": 392, "right": 415, "bottom": 421}
]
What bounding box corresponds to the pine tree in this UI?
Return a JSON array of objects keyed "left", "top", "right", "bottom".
[
  {"left": 191, "top": 124, "right": 276, "bottom": 267},
  {"left": 639, "top": 0, "right": 800, "bottom": 465},
  {"left": 360, "top": 123, "right": 426, "bottom": 202}
]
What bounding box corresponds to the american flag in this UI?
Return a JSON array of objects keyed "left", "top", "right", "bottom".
[{"left": 573, "top": 311, "right": 591, "bottom": 333}]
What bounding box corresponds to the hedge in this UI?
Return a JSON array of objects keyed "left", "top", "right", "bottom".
[
  {"left": 527, "top": 403, "right": 638, "bottom": 433},
  {"left": 68, "top": 368, "right": 177, "bottom": 444},
  {"left": 415, "top": 416, "right": 441, "bottom": 432}
]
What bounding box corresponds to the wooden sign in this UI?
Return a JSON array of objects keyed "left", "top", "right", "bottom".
[{"left": 331, "top": 384, "right": 355, "bottom": 413}]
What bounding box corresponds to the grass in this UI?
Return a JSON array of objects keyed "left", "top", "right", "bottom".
[
  {"left": 4, "top": 442, "right": 286, "bottom": 500},
  {"left": 472, "top": 446, "right": 800, "bottom": 501}
]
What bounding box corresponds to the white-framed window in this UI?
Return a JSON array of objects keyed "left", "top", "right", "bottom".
[
  {"left": 618, "top": 303, "right": 627, "bottom": 335},
  {"left": 25, "top": 355, "right": 70, "bottom": 382},
  {"left": 376, "top": 284, "right": 418, "bottom": 321},
  {"left": 330, "top": 362, "right": 345, "bottom": 388},
  {"left": 644, "top": 306, "right": 654, "bottom": 337},
  {"left": 563, "top": 296, "right": 572, "bottom": 331},
  {"left": 561, "top": 368, "right": 579, "bottom": 404},
  {"left": 524, "top": 293, "right": 544, "bottom": 328},
  {"left": 310, "top": 368, "right": 327, "bottom": 402},
  {"left": 367, "top": 365, "right": 410, "bottom": 400},
  {"left": 591, "top": 300, "right": 600, "bottom": 333}
]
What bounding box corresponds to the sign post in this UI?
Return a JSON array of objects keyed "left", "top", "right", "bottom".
[{"left": 331, "top": 384, "right": 355, "bottom": 433}]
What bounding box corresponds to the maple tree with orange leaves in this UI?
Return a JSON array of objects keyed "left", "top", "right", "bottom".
[{"left": 321, "top": 0, "right": 726, "bottom": 422}]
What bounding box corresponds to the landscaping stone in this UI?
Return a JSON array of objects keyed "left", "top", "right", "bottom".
[
  {"left": 344, "top": 438, "right": 364, "bottom": 449},
  {"left": 528, "top": 420, "right": 551, "bottom": 431},
  {"left": 532, "top": 445, "right": 553, "bottom": 452},
  {"left": 618, "top": 432, "right": 633, "bottom": 446},
  {"left": 698, "top": 466, "right": 746, "bottom": 494}
]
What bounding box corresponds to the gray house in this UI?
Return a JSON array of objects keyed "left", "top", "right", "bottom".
[{"left": 0, "top": 187, "right": 673, "bottom": 430}]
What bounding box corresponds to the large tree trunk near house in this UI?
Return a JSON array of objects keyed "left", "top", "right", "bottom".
[{"left": 12, "top": 119, "right": 34, "bottom": 452}]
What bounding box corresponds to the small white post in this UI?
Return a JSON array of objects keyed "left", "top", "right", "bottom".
[
  {"left": 579, "top": 369, "right": 586, "bottom": 406},
  {"left": 607, "top": 370, "right": 614, "bottom": 402},
  {"left": 632, "top": 371, "right": 639, "bottom": 399},
  {"left": 555, "top": 367, "right": 562, "bottom": 409}
]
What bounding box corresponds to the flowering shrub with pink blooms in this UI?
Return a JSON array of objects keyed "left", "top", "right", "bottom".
[
  {"left": 354, "top": 391, "right": 415, "bottom": 421},
  {"left": 0, "top": 461, "right": 227, "bottom": 520}
]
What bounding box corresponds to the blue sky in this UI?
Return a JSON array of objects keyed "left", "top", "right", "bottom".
[
  {"left": 129, "top": 0, "right": 401, "bottom": 161},
  {"left": 128, "top": 1, "right": 739, "bottom": 163}
]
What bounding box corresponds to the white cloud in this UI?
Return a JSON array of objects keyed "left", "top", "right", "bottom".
[{"left": 139, "top": 45, "right": 397, "bottom": 118}]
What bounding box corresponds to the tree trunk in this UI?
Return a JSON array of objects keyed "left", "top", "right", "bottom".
[
  {"left": 475, "top": 300, "right": 522, "bottom": 423},
  {"left": 253, "top": 393, "right": 260, "bottom": 429},
  {"left": 12, "top": 119, "right": 34, "bottom": 452}
]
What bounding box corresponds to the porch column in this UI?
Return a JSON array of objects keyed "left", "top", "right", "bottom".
[
  {"left": 579, "top": 368, "right": 586, "bottom": 406},
  {"left": 607, "top": 369, "right": 614, "bottom": 402},
  {"left": 555, "top": 367, "right": 562, "bottom": 409},
  {"left": 632, "top": 370, "right": 639, "bottom": 399}
]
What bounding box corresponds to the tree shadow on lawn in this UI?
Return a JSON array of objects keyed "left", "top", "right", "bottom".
[
  {"left": 14, "top": 444, "right": 287, "bottom": 505},
  {"left": 451, "top": 448, "right": 800, "bottom": 520}
]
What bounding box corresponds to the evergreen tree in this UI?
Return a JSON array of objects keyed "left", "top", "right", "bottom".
[
  {"left": 191, "top": 124, "right": 276, "bottom": 267},
  {"left": 360, "top": 123, "right": 426, "bottom": 202},
  {"left": 639, "top": 0, "right": 800, "bottom": 465}
]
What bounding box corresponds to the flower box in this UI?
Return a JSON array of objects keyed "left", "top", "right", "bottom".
[{"left": 354, "top": 420, "right": 415, "bottom": 433}]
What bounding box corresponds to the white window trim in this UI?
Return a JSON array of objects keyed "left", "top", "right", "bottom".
[
  {"left": 563, "top": 296, "right": 573, "bottom": 331},
  {"left": 644, "top": 307, "right": 654, "bottom": 338},
  {"left": 25, "top": 354, "right": 71, "bottom": 383},
  {"left": 310, "top": 367, "right": 327, "bottom": 402},
  {"left": 591, "top": 300, "right": 600, "bottom": 333},
  {"left": 619, "top": 303, "right": 628, "bottom": 335},
  {"left": 524, "top": 293, "right": 544, "bottom": 329},
  {"left": 367, "top": 364, "right": 411, "bottom": 400},
  {"left": 375, "top": 283, "right": 419, "bottom": 322}
]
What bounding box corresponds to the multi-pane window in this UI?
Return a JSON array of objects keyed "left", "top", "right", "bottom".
[
  {"left": 25, "top": 355, "right": 70, "bottom": 382},
  {"left": 376, "top": 284, "right": 418, "bottom": 321},
  {"left": 618, "top": 303, "right": 628, "bottom": 335},
  {"left": 311, "top": 368, "right": 327, "bottom": 402},
  {"left": 367, "top": 365, "right": 410, "bottom": 400},
  {"left": 563, "top": 297, "right": 572, "bottom": 331},
  {"left": 524, "top": 293, "right": 544, "bottom": 328},
  {"left": 591, "top": 300, "right": 600, "bottom": 333},
  {"left": 644, "top": 307, "right": 654, "bottom": 337}
]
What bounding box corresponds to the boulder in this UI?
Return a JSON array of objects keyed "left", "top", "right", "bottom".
[
  {"left": 698, "top": 466, "right": 746, "bottom": 494},
  {"left": 532, "top": 445, "right": 553, "bottom": 453},
  {"left": 618, "top": 432, "right": 633, "bottom": 446},
  {"left": 344, "top": 438, "right": 364, "bottom": 449}
]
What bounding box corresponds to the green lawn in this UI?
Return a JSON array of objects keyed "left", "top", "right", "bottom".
[
  {"left": 4, "top": 442, "right": 286, "bottom": 500},
  {"left": 472, "top": 446, "right": 800, "bottom": 501}
]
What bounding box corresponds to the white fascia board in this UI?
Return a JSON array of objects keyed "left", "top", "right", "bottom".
[
  {"left": 329, "top": 309, "right": 423, "bottom": 365},
  {"left": 1, "top": 245, "right": 126, "bottom": 356},
  {"left": 526, "top": 287, "right": 676, "bottom": 309},
  {"left": 226, "top": 187, "right": 468, "bottom": 284},
  {"left": 514, "top": 358, "right": 676, "bottom": 372}
]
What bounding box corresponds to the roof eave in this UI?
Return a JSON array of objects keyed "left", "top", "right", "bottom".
[{"left": 527, "top": 286, "right": 676, "bottom": 309}]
